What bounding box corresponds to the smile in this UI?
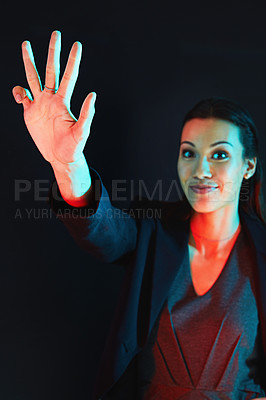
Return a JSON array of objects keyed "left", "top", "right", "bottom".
[{"left": 189, "top": 186, "right": 218, "bottom": 194}]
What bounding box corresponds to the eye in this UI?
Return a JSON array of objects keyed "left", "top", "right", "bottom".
[
  {"left": 181, "top": 149, "right": 195, "bottom": 158},
  {"left": 181, "top": 149, "right": 229, "bottom": 160},
  {"left": 212, "top": 151, "right": 229, "bottom": 160}
]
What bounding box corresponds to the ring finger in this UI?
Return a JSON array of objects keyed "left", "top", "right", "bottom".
[{"left": 44, "top": 30, "right": 61, "bottom": 92}]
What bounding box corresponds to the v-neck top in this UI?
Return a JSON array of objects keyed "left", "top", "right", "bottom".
[{"left": 136, "top": 227, "right": 266, "bottom": 399}]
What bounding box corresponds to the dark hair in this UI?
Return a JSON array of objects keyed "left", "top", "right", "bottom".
[{"left": 178, "top": 96, "right": 266, "bottom": 226}]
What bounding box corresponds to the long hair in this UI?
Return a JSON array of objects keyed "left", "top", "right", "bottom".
[{"left": 177, "top": 96, "right": 266, "bottom": 226}]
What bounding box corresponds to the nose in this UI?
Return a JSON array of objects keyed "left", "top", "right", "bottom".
[{"left": 193, "top": 156, "right": 212, "bottom": 179}]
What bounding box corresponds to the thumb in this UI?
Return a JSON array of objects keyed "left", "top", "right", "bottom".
[{"left": 12, "top": 86, "right": 32, "bottom": 109}]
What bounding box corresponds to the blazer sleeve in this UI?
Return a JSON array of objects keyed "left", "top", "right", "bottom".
[{"left": 47, "top": 167, "right": 138, "bottom": 264}]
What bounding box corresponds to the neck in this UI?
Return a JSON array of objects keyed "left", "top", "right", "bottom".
[{"left": 189, "top": 204, "right": 241, "bottom": 257}]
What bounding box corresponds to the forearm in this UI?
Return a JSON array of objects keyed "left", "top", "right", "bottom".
[
  {"left": 48, "top": 166, "right": 138, "bottom": 264},
  {"left": 50, "top": 154, "right": 93, "bottom": 208}
]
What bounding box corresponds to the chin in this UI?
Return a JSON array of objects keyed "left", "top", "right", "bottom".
[{"left": 188, "top": 200, "right": 222, "bottom": 214}]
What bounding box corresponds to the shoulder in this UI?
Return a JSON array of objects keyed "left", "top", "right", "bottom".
[{"left": 240, "top": 208, "right": 266, "bottom": 254}]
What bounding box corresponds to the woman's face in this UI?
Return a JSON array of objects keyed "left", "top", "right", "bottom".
[{"left": 177, "top": 117, "right": 254, "bottom": 214}]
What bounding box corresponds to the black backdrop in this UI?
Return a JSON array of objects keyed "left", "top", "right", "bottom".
[{"left": 3, "top": 1, "right": 266, "bottom": 399}]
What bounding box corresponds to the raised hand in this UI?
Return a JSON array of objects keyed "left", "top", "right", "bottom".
[{"left": 12, "top": 30, "right": 96, "bottom": 166}]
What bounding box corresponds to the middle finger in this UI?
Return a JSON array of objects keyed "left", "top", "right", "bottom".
[{"left": 45, "top": 30, "right": 61, "bottom": 91}]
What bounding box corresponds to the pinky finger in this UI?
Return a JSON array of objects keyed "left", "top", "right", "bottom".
[
  {"left": 74, "top": 92, "right": 96, "bottom": 142},
  {"left": 12, "top": 85, "right": 33, "bottom": 108}
]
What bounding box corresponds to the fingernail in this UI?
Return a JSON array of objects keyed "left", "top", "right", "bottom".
[{"left": 15, "top": 94, "right": 22, "bottom": 103}]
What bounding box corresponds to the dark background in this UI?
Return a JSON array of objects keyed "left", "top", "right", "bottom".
[{"left": 3, "top": 1, "right": 266, "bottom": 398}]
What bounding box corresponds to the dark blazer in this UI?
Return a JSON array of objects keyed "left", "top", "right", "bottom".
[{"left": 49, "top": 168, "right": 266, "bottom": 400}]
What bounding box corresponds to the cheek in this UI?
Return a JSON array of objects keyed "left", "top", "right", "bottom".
[
  {"left": 177, "top": 160, "right": 191, "bottom": 181},
  {"left": 217, "top": 163, "right": 242, "bottom": 182},
  {"left": 216, "top": 164, "right": 244, "bottom": 199},
  {"left": 215, "top": 165, "right": 229, "bottom": 180},
  {"left": 177, "top": 159, "right": 182, "bottom": 180}
]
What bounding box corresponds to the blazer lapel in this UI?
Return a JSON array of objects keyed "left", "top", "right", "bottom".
[
  {"left": 143, "top": 215, "right": 190, "bottom": 346},
  {"left": 94, "top": 215, "right": 190, "bottom": 399}
]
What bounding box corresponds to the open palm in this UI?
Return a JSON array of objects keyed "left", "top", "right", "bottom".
[{"left": 12, "top": 30, "right": 96, "bottom": 165}]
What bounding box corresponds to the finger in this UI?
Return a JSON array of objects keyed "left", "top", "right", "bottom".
[
  {"left": 21, "top": 41, "right": 42, "bottom": 96},
  {"left": 45, "top": 30, "right": 61, "bottom": 91},
  {"left": 74, "top": 92, "right": 96, "bottom": 142},
  {"left": 57, "top": 41, "right": 82, "bottom": 103},
  {"left": 12, "top": 85, "right": 33, "bottom": 109}
]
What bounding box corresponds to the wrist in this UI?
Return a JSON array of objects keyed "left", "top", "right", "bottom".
[
  {"left": 50, "top": 154, "right": 86, "bottom": 173},
  {"left": 50, "top": 154, "right": 92, "bottom": 206}
]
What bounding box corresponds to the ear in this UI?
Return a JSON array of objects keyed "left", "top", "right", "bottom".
[{"left": 243, "top": 157, "right": 257, "bottom": 179}]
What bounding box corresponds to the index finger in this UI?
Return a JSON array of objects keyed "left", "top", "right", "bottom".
[{"left": 22, "top": 41, "right": 42, "bottom": 96}]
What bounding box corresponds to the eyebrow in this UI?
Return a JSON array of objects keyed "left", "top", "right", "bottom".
[{"left": 180, "top": 140, "right": 233, "bottom": 147}]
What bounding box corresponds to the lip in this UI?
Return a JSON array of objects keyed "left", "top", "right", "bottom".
[{"left": 189, "top": 185, "right": 218, "bottom": 194}]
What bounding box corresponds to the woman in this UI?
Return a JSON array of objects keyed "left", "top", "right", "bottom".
[{"left": 13, "top": 31, "right": 266, "bottom": 399}]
